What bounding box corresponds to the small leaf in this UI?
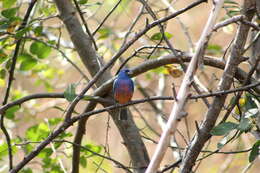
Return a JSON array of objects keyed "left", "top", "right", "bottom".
[
  {"left": 207, "top": 44, "right": 222, "bottom": 55},
  {"left": 210, "top": 122, "right": 238, "bottom": 136},
  {"left": 78, "top": 0, "right": 88, "bottom": 4},
  {"left": 20, "top": 58, "right": 37, "bottom": 71},
  {"left": 80, "top": 156, "right": 87, "bottom": 168},
  {"left": 5, "top": 105, "right": 20, "bottom": 119},
  {"left": 30, "top": 41, "right": 52, "bottom": 59},
  {"left": 48, "top": 117, "right": 62, "bottom": 126},
  {"left": 2, "top": 0, "right": 16, "bottom": 8},
  {"left": 38, "top": 148, "right": 53, "bottom": 158},
  {"left": 64, "top": 84, "right": 77, "bottom": 102},
  {"left": 82, "top": 95, "right": 95, "bottom": 101},
  {"left": 97, "top": 28, "right": 112, "bottom": 40},
  {"left": 237, "top": 118, "right": 252, "bottom": 132},
  {"left": 151, "top": 66, "right": 168, "bottom": 74},
  {"left": 151, "top": 32, "right": 172, "bottom": 40},
  {"left": 26, "top": 123, "right": 50, "bottom": 141},
  {"left": 20, "top": 168, "right": 33, "bottom": 173},
  {"left": 33, "top": 26, "right": 43, "bottom": 36},
  {"left": 18, "top": 53, "right": 32, "bottom": 61},
  {"left": 0, "top": 68, "right": 6, "bottom": 79},
  {"left": 245, "top": 93, "right": 258, "bottom": 110},
  {"left": 15, "top": 27, "right": 30, "bottom": 39},
  {"left": 0, "top": 142, "right": 17, "bottom": 158},
  {"left": 224, "top": 0, "right": 239, "bottom": 5},
  {"left": 81, "top": 143, "right": 102, "bottom": 157},
  {"left": 1, "top": 7, "right": 18, "bottom": 19},
  {"left": 0, "top": 50, "right": 8, "bottom": 64},
  {"left": 249, "top": 140, "right": 260, "bottom": 162}
]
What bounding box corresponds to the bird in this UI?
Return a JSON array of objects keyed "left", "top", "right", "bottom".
[{"left": 113, "top": 68, "right": 134, "bottom": 120}]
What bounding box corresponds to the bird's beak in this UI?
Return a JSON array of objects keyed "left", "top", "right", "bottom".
[{"left": 127, "top": 70, "right": 134, "bottom": 76}]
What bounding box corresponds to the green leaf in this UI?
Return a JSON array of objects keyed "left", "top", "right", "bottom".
[
  {"left": 81, "top": 143, "right": 102, "bottom": 157},
  {"left": 210, "top": 122, "right": 238, "bottom": 136},
  {"left": 48, "top": 117, "right": 62, "bottom": 126},
  {"left": 5, "top": 105, "right": 20, "bottom": 119},
  {"left": 2, "top": 0, "right": 16, "bottom": 8},
  {"left": 33, "top": 26, "right": 43, "bottom": 36},
  {"left": 18, "top": 53, "right": 32, "bottom": 61},
  {"left": 1, "top": 7, "right": 18, "bottom": 19},
  {"left": 82, "top": 95, "right": 95, "bottom": 101},
  {"left": 26, "top": 123, "right": 50, "bottom": 141},
  {"left": 80, "top": 156, "right": 87, "bottom": 168},
  {"left": 78, "top": 0, "right": 88, "bottom": 4},
  {"left": 15, "top": 27, "right": 30, "bottom": 39},
  {"left": 151, "top": 66, "right": 168, "bottom": 74},
  {"left": 38, "top": 148, "right": 53, "bottom": 158},
  {"left": 249, "top": 140, "right": 260, "bottom": 162},
  {"left": 0, "top": 68, "right": 6, "bottom": 79},
  {"left": 20, "top": 58, "right": 37, "bottom": 71},
  {"left": 0, "top": 142, "right": 17, "bottom": 158},
  {"left": 0, "top": 49, "right": 8, "bottom": 64},
  {"left": 30, "top": 41, "right": 52, "bottom": 59},
  {"left": 227, "top": 10, "right": 240, "bottom": 16},
  {"left": 40, "top": 4, "right": 57, "bottom": 16},
  {"left": 64, "top": 83, "right": 77, "bottom": 102},
  {"left": 151, "top": 32, "right": 173, "bottom": 40},
  {"left": 97, "top": 28, "right": 112, "bottom": 40},
  {"left": 245, "top": 93, "right": 258, "bottom": 110},
  {"left": 237, "top": 118, "right": 252, "bottom": 132},
  {"left": 224, "top": 0, "right": 239, "bottom": 5},
  {"left": 207, "top": 44, "right": 222, "bottom": 55},
  {"left": 24, "top": 143, "right": 34, "bottom": 154},
  {"left": 5, "top": 59, "right": 12, "bottom": 70},
  {"left": 21, "top": 168, "right": 33, "bottom": 173}
]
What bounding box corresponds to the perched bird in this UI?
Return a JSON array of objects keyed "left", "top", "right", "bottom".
[{"left": 113, "top": 68, "right": 134, "bottom": 120}]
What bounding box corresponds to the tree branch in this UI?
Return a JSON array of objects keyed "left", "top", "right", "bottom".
[
  {"left": 180, "top": 0, "right": 256, "bottom": 172},
  {"left": 145, "top": 0, "right": 225, "bottom": 171}
]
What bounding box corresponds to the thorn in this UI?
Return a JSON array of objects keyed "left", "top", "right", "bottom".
[
  {"left": 172, "top": 83, "right": 178, "bottom": 101},
  {"left": 195, "top": 121, "right": 200, "bottom": 134},
  {"left": 145, "top": 18, "right": 149, "bottom": 27}
]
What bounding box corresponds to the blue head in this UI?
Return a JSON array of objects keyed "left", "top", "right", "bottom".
[{"left": 118, "top": 68, "right": 131, "bottom": 78}]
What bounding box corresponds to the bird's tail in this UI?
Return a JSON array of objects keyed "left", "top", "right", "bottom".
[{"left": 119, "top": 108, "right": 128, "bottom": 120}]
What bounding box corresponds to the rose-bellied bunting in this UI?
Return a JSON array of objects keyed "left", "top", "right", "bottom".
[{"left": 113, "top": 68, "right": 134, "bottom": 120}]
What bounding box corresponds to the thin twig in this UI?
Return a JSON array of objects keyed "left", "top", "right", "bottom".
[
  {"left": 72, "top": 0, "right": 98, "bottom": 50},
  {"left": 1, "top": 0, "right": 37, "bottom": 170},
  {"left": 93, "top": 0, "right": 123, "bottom": 35}
]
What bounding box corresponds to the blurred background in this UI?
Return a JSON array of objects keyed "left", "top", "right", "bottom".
[{"left": 1, "top": 0, "right": 260, "bottom": 172}]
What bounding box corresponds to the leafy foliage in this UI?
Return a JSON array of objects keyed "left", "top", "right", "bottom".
[
  {"left": 0, "top": 0, "right": 259, "bottom": 172},
  {"left": 249, "top": 140, "right": 260, "bottom": 162},
  {"left": 210, "top": 122, "right": 238, "bottom": 136}
]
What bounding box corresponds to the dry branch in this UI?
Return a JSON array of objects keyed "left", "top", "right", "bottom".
[
  {"left": 145, "top": 0, "right": 225, "bottom": 172},
  {"left": 180, "top": 0, "right": 256, "bottom": 172}
]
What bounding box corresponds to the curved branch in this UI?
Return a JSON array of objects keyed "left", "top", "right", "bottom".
[
  {"left": 0, "top": 93, "right": 111, "bottom": 114},
  {"left": 94, "top": 53, "right": 260, "bottom": 99}
]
